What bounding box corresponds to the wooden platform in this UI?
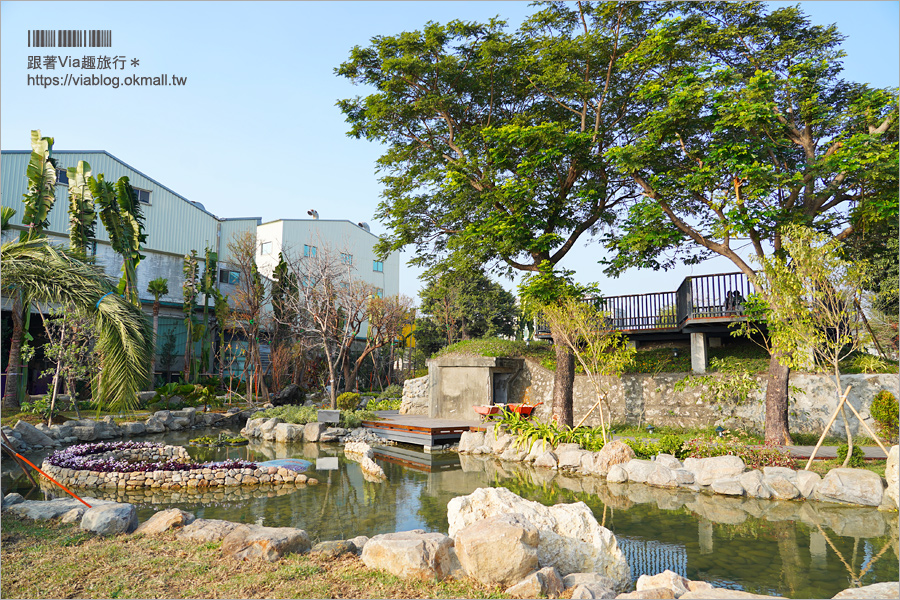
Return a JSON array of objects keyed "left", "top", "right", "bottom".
[
  {"left": 361, "top": 412, "right": 480, "bottom": 452},
  {"left": 372, "top": 444, "right": 462, "bottom": 472}
]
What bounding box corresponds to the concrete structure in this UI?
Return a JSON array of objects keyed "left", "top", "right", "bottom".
[
  {"left": 427, "top": 355, "right": 524, "bottom": 420},
  {"left": 1, "top": 149, "right": 399, "bottom": 390}
]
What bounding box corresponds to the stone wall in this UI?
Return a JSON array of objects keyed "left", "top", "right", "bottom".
[
  {"left": 399, "top": 376, "right": 428, "bottom": 415},
  {"left": 501, "top": 359, "right": 897, "bottom": 435}
]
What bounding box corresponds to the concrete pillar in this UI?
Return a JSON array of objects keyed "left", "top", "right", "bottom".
[{"left": 690, "top": 332, "right": 708, "bottom": 374}]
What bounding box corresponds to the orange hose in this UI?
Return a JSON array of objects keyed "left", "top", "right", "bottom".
[{"left": 15, "top": 453, "right": 92, "bottom": 508}]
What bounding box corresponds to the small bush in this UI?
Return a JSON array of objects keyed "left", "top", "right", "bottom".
[
  {"left": 336, "top": 392, "right": 361, "bottom": 411},
  {"left": 836, "top": 443, "right": 866, "bottom": 467},
  {"left": 367, "top": 398, "right": 402, "bottom": 411},
  {"left": 413, "top": 368, "right": 429, "bottom": 378},
  {"left": 377, "top": 384, "right": 403, "bottom": 400},
  {"left": 658, "top": 434, "right": 687, "bottom": 459},
  {"left": 340, "top": 409, "right": 376, "bottom": 429},
  {"left": 253, "top": 405, "right": 319, "bottom": 425},
  {"left": 870, "top": 390, "right": 898, "bottom": 442}
]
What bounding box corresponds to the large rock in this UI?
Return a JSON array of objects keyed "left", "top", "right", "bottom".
[
  {"left": 683, "top": 455, "right": 745, "bottom": 486},
  {"left": 13, "top": 420, "right": 57, "bottom": 447},
  {"left": 654, "top": 454, "right": 683, "bottom": 470},
  {"left": 303, "top": 422, "right": 328, "bottom": 442},
  {"left": 646, "top": 465, "right": 680, "bottom": 489},
  {"left": 815, "top": 468, "right": 884, "bottom": 507},
  {"left": 221, "top": 524, "right": 311, "bottom": 561},
  {"left": 8, "top": 497, "right": 104, "bottom": 521},
  {"left": 458, "top": 430, "right": 485, "bottom": 453},
  {"left": 607, "top": 465, "right": 628, "bottom": 483},
  {"left": 885, "top": 445, "right": 898, "bottom": 509},
  {"left": 505, "top": 567, "right": 565, "bottom": 599},
  {"left": 739, "top": 470, "right": 772, "bottom": 499},
  {"left": 831, "top": 582, "right": 899, "bottom": 599},
  {"left": 595, "top": 441, "right": 636, "bottom": 476},
  {"left": 274, "top": 423, "right": 305, "bottom": 444},
  {"left": 135, "top": 508, "right": 195, "bottom": 535},
  {"left": 623, "top": 459, "right": 658, "bottom": 484},
  {"left": 361, "top": 530, "right": 458, "bottom": 580},
  {"left": 558, "top": 449, "right": 590, "bottom": 470},
  {"left": 176, "top": 519, "right": 243, "bottom": 542},
  {"left": 81, "top": 502, "right": 138, "bottom": 535},
  {"left": 636, "top": 570, "right": 689, "bottom": 597},
  {"left": 447, "top": 487, "right": 630, "bottom": 590},
  {"left": 455, "top": 513, "right": 540, "bottom": 587},
  {"left": 571, "top": 583, "right": 617, "bottom": 599},
  {"left": 795, "top": 470, "right": 821, "bottom": 498},
  {"left": 710, "top": 478, "right": 744, "bottom": 496},
  {"left": 143, "top": 418, "right": 166, "bottom": 434},
  {"left": 534, "top": 451, "right": 559, "bottom": 469},
  {"left": 272, "top": 384, "right": 304, "bottom": 406},
  {"left": 120, "top": 422, "right": 146, "bottom": 436},
  {"left": 310, "top": 540, "right": 356, "bottom": 559}
]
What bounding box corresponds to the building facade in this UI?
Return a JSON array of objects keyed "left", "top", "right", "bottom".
[{"left": 1, "top": 149, "right": 400, "bottom": 391}]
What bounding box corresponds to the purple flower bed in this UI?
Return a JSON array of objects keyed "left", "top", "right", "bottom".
[{"left": 46, "top": 441, "right": 257, "bottom": 473}]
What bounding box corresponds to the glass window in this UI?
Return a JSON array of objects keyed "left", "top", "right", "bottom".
[
  {"left": 340, "top": 252, "right": 352, "bottom": 265},
  {"left": 260, "top": 241, "right": 272, "bottom": 255},
  {"left": 56, "top": 168, "right": 69, "bottom": 185},
  {"left": 133, "top": 188, "right": 151, "bottom": 204},
  {"left": 373, "top": 260, "right": 384, "bottom": 272},
  {"left": 375, "top": 288, "right": 384, "bottom": 298},
  {"left": 219, "top": 269, "right": 240, "bottom": 285},
  {"left": 304, "top": 244, "right": 317, "bottom": 258}
]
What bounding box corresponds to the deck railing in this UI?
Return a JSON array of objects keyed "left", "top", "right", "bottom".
[{"left": 533, "top": 272, "right": 753, "bottom": 337}]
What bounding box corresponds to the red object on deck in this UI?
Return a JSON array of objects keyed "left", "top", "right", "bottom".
[
  {"left": 473, "top": 405, "right": 501, "bottom": 417},
  {"left": 506, "top": 402, "right": 542, "bottom": 416}
]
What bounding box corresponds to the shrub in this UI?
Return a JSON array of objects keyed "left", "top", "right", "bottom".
[
  {"left": 367, "top": 398, "right": 402, "bottom": 411},
  {"left": 340, "top": 410, "right": 377, "bottom": 429},
  {"left": 336, "top": 392, "right": 361, "bottom": 411},
  {"left": 870, "top": 390, "right": 898, "bottom": 442},
  {"left": 658, "top": 434, "right": 687, "bottom": 459},
  {"left": 378, "top": 384, "right": 403, "bottom": 400},
  {"left": 253, "top": 405, "right": 319, "bottom": 424},
  {"left": 836, "top": 443, "right": 866, "bottom": 467},
  {"left": 681, "top": 433, "right": 796, "bottom": 469}
]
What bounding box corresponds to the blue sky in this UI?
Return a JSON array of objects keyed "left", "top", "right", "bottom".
[{"left": 2, "top": 1, "right": 898, "bottom": 302}]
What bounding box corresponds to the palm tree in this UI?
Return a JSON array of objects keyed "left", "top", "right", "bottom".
[
  {"left": 147, "top": 277, "right": 169, "bottom": 381},
  {"left": 1, "top": 238, "right": 153, "bottom": 413}
]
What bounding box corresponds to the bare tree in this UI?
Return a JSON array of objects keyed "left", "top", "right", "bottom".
[
  {"left": 278, "top": 241, "right": 370, "bottom": 409},
  {"left": 227, "top": 232, "right": 270, "bottom": 403},
  {"left": 344, "top": 294, "right": 416, "bottom": 392}
]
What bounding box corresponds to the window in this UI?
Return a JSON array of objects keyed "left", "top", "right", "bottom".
[
  {"left": 375, "top": 288, "right": 384, "bottom": 298},
  {"left": 219, "top": 269, "right": 240, "bottom": 285},
  {"left": 304, "top": 244, "right": 317, "bottom": 258},
  {"left": 373, "top": 260, "right": 384, "bottom": 272},
  {"left": 260, "top": 241, "right": 272, "bottom": 255},
  {"left": 132, "top": 188, "right": 151, "bottom": 204},
  {"left": 340, "top": 252, "right": 352, "bottom": 265},
  {"left": 56, "top": 168, "right": 69, "bottom": 186}
]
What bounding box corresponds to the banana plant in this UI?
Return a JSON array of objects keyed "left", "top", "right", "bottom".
[
  {"left": 91, "top": 174, "right": 146, "bottom": 306},
  {"left": 67, "top": 161, "right": 96, "bottom": 258},
  {"left": 1, "top": 207, "right": 16, "bottom": 232},
  {"left": 182, "top": 250, "right": 200, "bottom": 382},
  {"left": 20, "top": 130, "right": 57, "bottom": 242},
  {"left": 200, "top": 247, "right": 218, "bottom": 374}
]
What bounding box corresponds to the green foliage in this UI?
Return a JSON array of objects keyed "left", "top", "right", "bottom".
[
  {"left": 870, "top": 390, "right": 898, "bottom": 442},
  {"left": 367, "top": 398, "right": 401, "bottom": 411},
  {"left": 66, "top": 161, "right": 96, "bottom": 257},
  {"left": 336, "top": 392, "right": 361, "bottom": 411},
  {"left": 254, "top": 405, "right": 320, "bottom": 424},
  {"left": 21, "top": 130, "right": 57, "bottom": 241},
  {"left": 681, "top": 432, "right": 797, "bottom": 470},
  {"left": 377, "top": 385, "right": 403, "bottom": 400},
  {"left": 90, "top": 174, "right": 146, "bottom": 305},
  {"left": 672, "top": 357, "right": 762, "bottom": 404},
  {"left": 340, "top": 410, "right": 376, "bottom": 429},
  {"left": 434, "top": 337, "right": 552, "bottom": 361},
  {"left": 843, "top": 353, "right": 898, "bottom": 375},
  {"left": 836, "top": 443, "right": 866, "bottom": 468},
  {"left": 21, "top": 394, "right": 62, "bottom": 422}
]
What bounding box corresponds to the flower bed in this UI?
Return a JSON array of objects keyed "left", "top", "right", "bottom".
[{"left": 41, "top": 442, "right": 316, "bottom": 491}]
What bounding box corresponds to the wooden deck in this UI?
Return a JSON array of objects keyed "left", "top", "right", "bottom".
[
  {"left": 361, "top": 412, "right": 480, "bottom": 452},
  {"left": 372, "top": 444, "right": 463, "bottom": 472}
]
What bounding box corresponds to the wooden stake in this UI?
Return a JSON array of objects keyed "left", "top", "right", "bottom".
[
  {"left": 842, "top": 398, "right": 890, "bottom": 456},
  {"left": 804, "top": 385, "right": 852, "bottom": 471}
]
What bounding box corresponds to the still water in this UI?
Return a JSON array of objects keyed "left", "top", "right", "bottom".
[{"left": 2, "top": 428, "right": 897, "bottom": 599}]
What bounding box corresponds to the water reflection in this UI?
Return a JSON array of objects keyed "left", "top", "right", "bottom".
[{"left": 2, "top": 430, "right": 897, "bottom": 599}]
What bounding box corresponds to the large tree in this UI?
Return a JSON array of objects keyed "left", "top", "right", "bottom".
[
  {"left": 337, "top": 2, "right": 670, "bottom": 426},
  {"left": 603, "top": 3, "right": 898, "bottom": 443}
]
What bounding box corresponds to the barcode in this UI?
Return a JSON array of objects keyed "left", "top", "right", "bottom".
[{"left": 28, "top": 30, "right": 111, "bottom": 48}]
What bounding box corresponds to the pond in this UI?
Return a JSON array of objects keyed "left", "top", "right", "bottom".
[{"left": 2, "top": 427, "right": 897, "bottom": 599}]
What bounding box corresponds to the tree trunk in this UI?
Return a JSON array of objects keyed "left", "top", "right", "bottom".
[
  {"left": 551, "top": 326, "right": 575, "bottom": 428},
  {"left": 150, "top": 301, "right": 160, "bottom": 380},
  {"left": 764, "top": 353, "right": 792, "bottom": 445},
  {"left": 2, "top": 298, "right": 25, "bottom": 411}
]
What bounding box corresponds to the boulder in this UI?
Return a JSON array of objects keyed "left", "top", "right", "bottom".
[
  {"left": 595, "top": 440, "right": 636, "bottom": 476},
  {"left": 885, "top": 445, "right": 898, "bottom": 509},
  {"left": 272, "top": 383, "right": 304, "bottom": 406},
  {"left": 831, "top": 581, "right": 899, "bottom": 599},
  {"left": 491, "top": 430, "right": 515, "bottom": 455},
  {"left": 80, "top": 502, "right": 138, "bottom": 535},
  {"left": 8, "top": 497, "right": 104, "bottom": 521},
  {"left": 447, "top": 487, "right": 630, "bottom": 590},
  {"left": 607, "top": 465, "right": 628, "bottom": 483},
  {"left": 739, "top": 470, "right": 772, "bottom": 499},
  {"left": 2, "top": 493, "right": 24, "bottom": 509},
  {"left": 304, "top": 422, "right": 328, "bottom": 442},
  {"left": 623, "top": 459, "right": 658, "bottom": 484},
  {"left": 135, "top": 508, "right": 195, "bottom": 535},
  {"left": 120, "top": 422, "right": 146, "bottom": 436},
  {"left": 534, "top": 451, "right": 559, "bottom": 469},
  {"left": 765, "top": 476, "right": 800, "bottom": 500},
  {"left": 795, "top": 470, "right": 821, "bottom": 498},
  {"left": 710, "top": 478, "right": 744, "bottom": 497},
  {"left": 310, "top": 540, "right": 356, "bottom": 558},
  {"left": 144, "top": 418, "right": 166, "bottom": 434},
  {"left": 60, "top": 507, "right": 86, "bottom": 524},
  {"left": 559, "top": 449, "right": 590, "bottom": 470},
  {"left": 274, "top": 423, "right": 305, "bottom": 444},
  {"left": 646, "top": 465, "right": 679, "bottom": 489},
  {"left": 458, "top": 430, "right": 485, "bottom": 453},
  {"left": 221, "top": 524, "right": 311, "bottom": 561},
  {"left": 571, "top": 583, "right": 617, "bottom": 599},
  {"left": 505, "top": 566, "right": 564, "bottom": 599},
  {"left": 527, "top": 439, "right": 555, "bottom": 462},
  {"left": 361, "top": 530, "right": 457, "bottom": 580},
  {"left": 176, "top": 518, "right": 243, "bottom": 542},
  {"left": 683, "top": 455, "right": 745, "bottom": 486},
  {"left": 654, "top": 454, "right": 683, "bottom": 470},
  {"left": 636, "top": 570, "right": 689, "bottom": 597},
  {"left": 12, "top": 420, "right": 58, "bottom": 447},
  {"left": 564, "top": 573, "right": 617, "bottom": 590},
  {"left": 455, "top": 513, "right": 540, "bottom": 587},
  {"left": 348, "top": 535, "right": 370, "bottom": 554},
  {"left": 815, "top": 468, "right": 884, "bottom": 507}
]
